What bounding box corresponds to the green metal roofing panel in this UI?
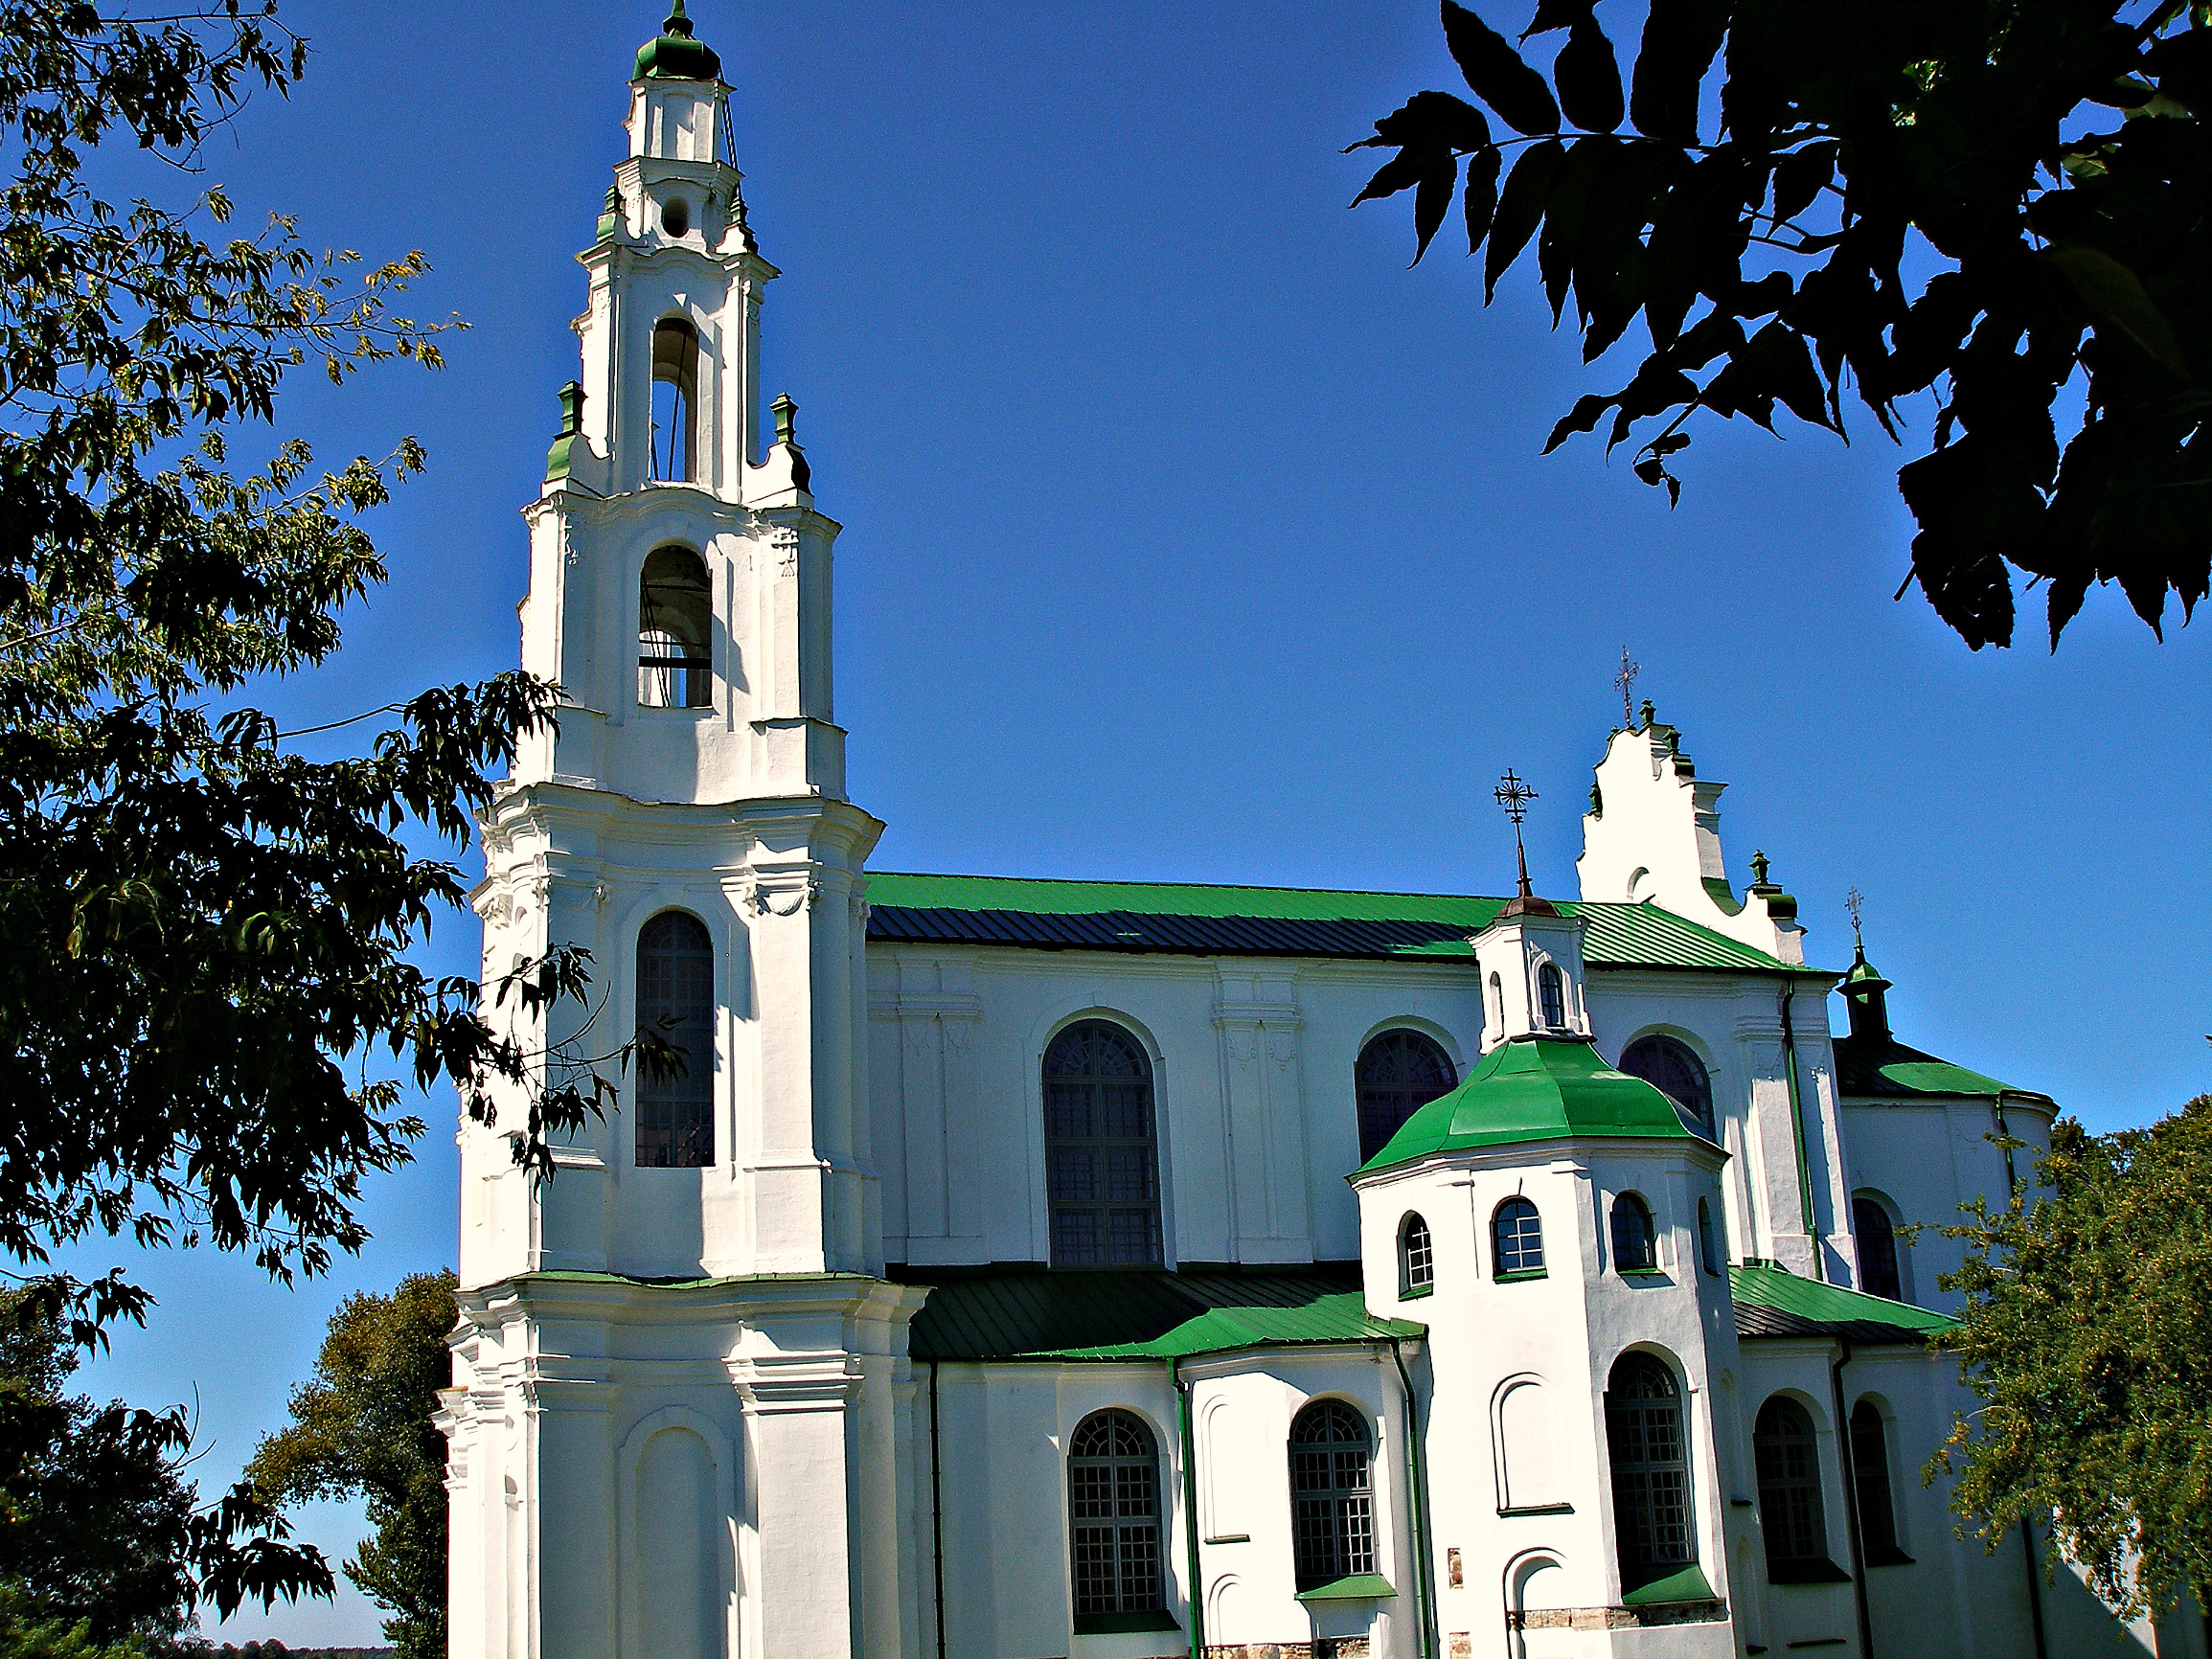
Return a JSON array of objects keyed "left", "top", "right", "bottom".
[
  {"left": 892, "top": 1264, "right": 1422, "bottom": 1362},
  {"left": 1359, "top": 1034, "right": 1697, "bottom": 1172},
  {"left": 1832, "top": 1034, "right": 2049, "bottom": 1103},
  {"left": 1729, "top": 1261, "right": 1957, "bottom": 1345},
  {"left": 865, "top": 873, "right": 1811, "bottom": 975}
]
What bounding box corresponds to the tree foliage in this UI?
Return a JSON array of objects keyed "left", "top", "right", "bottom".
[
  {"left": 1933, "top": 1102, "right": 2212, "bottom": 1618},
  {"left": 0, "top": 1288, "right": 330, "bottom": 1640},
  {"left": 1350, "top": 0, "right": 2210, "bottom": 649},
  {"left": 248, "top": 1273, "right": 455, "bottom": 1659}
]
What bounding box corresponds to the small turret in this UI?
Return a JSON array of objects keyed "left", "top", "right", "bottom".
[{"left": 1839, "top": 940, "right": 1893, "bottom": 1042}]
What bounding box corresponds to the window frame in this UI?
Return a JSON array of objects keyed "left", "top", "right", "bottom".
[
  {"left": 1042, "top": 1020, "right": 1164, "bottom": 1269},
  {"left": 637, "top": 544, "right": 713, "bottom": 710},
  {"left": 648, "top": 314, "right": 700, "bottom": 483},
  {"left": 1354, "top": 1028, "right": 1458, "bottom": 1167},
  {"left": 1753, "top": 1396, "right": 1838, "bottom": 1582},
  {"left": 1611, "top": 1192, "right": 1659, "bottom": 1274},
  {"left": 1492, "top": 1195, "right": 1546, "bottom": 1280},
  {"left": 1617, "top": 1033, "right": 1716, "bottom": 1136},
  {"left": 1067, "top": 1409, "right": 1168, "bottom": 1628},
  {"left": 1605, "top": 1352, "right": 1698, "bottom": 1592},
  {"left": 1399, "top": 1213, "right": 1434, "bottom": 1298},
  {"left": 1697, "top": 1197, "right": 1723, "bottom": 1276},
  {"left": 1852, "top": 1193, "right": 1905, "bottom": 1302},
  {"left": 1849, "top": 1400, "right": 1912, "bottom": 1567},
  {"left": 1288, "top": 1399, "right": 1377, "bottom": 1591},
  {"left": 1536, "top": 961, "right": 1566, "bottom": 1028}
]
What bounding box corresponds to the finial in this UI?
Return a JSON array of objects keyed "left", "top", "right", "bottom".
[
  {"left": 1638, "top": 697, "right": 1655, "bottom": 730},
  {"left": 1750, "top": 849, "right": 1771, "bottom": 888},
  {"left": 772, "top": 393, "right": 799, "bottom": 447},
  {"left": 663, "top": 0, "right": 696, "bottom": 37},
  {"left": 1614, "top": 648, "right": 1641, "bottom": 733},
  {"left": 555, "top": 380, "right": 584, "bottom": 435},
  {"left": 1845, "top": 885, "right": 1865, "bottom": 947},
  {"left": 1494, "top": 769, "right": 1539, "bottom": 899}
]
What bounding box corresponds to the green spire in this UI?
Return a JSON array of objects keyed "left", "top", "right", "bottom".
[
  {"left": 634, "top": 0, "right": 723, "bottom": 82},
  {"left": 1838, "top": 888, "right": 1893, "bottom": 1041}
]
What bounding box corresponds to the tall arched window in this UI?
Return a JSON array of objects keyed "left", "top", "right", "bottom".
[
  {"left": 1355, "top": 1029, "right": 1456, "bottom": 1165},
  {"left": 1068, "top": 1410, "right": 1164, "bottom": 1623},
  {"left": 650, "top": 315, "right": 699, "bottom": 482},
  {"left": 1853, "top": 1194, "right": 1904, "bottom": 1301},
  {"left": 1288, "top": 1401, "right": 1374, "bottom": 1589},
  {"left": 1611, "top": 1192, "right": 1657, "bottom": 1272},
  {"left": 1850, "top": 1401, "right": 1909, "bottom": 1565},
  {"left": 639, "top": 546, "right": 711, "bottom": 709},
  {"left": 1618, "top": 1035, "right": 1714, "bottom": 1134},
  {"left": 1606, "top": 1353, "right": 1695, "bottom": 1591},
  {"left": 1537, "top": 962, "right": 1566, "bottom": 1027},
  {"left": 1754, "top": 1398, "right": 1830, "bottom": 1576},
  {"left": 1399, "top": 1214, "right": 1434, "bottom": 1295},
  {"left": 1493, "top": 1196, "right": 1544, "bottom": 1277},
  {"left": 636, "top": 911, "right": 714, "bottom": 1168},
  {"left": 1043, "top": 1021, "right": 1162, "bottom": 1268},
  {"left": 1487, "top": 972, "right": 1503, "bottom": 1034},
  {"left": 1697, "top": 1198, "right": 1722, "bottom": 1275}
]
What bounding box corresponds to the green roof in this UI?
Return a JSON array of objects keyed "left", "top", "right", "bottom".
[
  {"left": 1729, "top": 1261, "right": 1956, "bottom": 1344},
  {"left": 864, "top": 872, "right": 1813, "bottom": 975},
  {"left": 634, "top": 2, "right": 721, "bottom": 81},
  {"left": 892, "top": 1264, "right": 1421, "bottom": 1362},
  {"left": 1357, "top": 1034, "right": 1698, "bottom": 1172},
  {"left": 1832, "top": 1033, "right": 2048, "bottom": 1102}
]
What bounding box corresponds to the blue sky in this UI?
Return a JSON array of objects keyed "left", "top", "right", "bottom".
[{"left": 59, "top": 1, "right": 2209, "bottom": 1643}]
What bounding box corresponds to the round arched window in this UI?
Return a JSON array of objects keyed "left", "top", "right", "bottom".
[
  {"left": 1619, "top": 1034, "right": 1714, "bottom": 1134},
  {"left": 1042, "top": 1021, "right": 1161, "bottom": 1268},
  {"left": 1537, "top": 962, "right": 1567, "bottom": 1027},
  {"left": 1354, "top": 1029, "right": 1456, "bottom": 1166}
]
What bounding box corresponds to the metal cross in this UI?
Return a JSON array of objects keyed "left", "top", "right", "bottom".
[
  {"left": 1845, "top": 886, "right": 1865, "bottom": 943},
  {"left": 1614, "top": 648, "right": 1641, "bottom": 731},
  {"left": 1495, "top": 770, "right": 1539, "bottom": 899}
]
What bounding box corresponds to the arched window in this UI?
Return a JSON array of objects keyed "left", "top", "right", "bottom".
[
  {"left": 1068, "top": 1410, "right": 1163, "bottom": 1621},
  {"left": 1288, "top": 1401, "right": 1373, "bottom": 1589},
  {"left": 1493, "top": 1196, "right": 1544, "bottom": 1277},
  {"left": 1487, "top": 972, "right": 1503, "bottom": 1034},
  {"left": 1399, "top": 1214, "right": 1434, "bottom": 1295},
  {"left": 1850, "top": 1401, "right": 1909, "bottom": 1566},
  {"left": 1043, "top": 1021, "right": 1162, "bottom": 1268},
  {"left": 1754, "top": 1398, "right": 1830, "bottom": 1575},
  {"left": 1697, "top": 1198, "right": 1722, "bottom": 1275},
  {"left": 1537, "top": 962, "right": 1566, "bottom": 1027},
  {"left": 636, "top": 911, "right": 714, "bottom": 1168},
  {"left": 1611, "top": 1193, "right": 1657, "bottom": 1273},
  {"left": 1618, "top": 1035, "right": 1714, "bottom": 1134},
  {"left": 650, "top": 315, "right": 699, "bottom": 481},
  {"left": 639, "top": 546, "right": 711, "bottom": 709},
  {"left": 1853, "top": 1194, "right": 1904, "bottom": 1302},
  {"left": 1355, "top": 1029, "right": 1456, "bottom": 1165},
  {"left": 1606, "top": 1353, "right": 1695, "bottom": 1591}
]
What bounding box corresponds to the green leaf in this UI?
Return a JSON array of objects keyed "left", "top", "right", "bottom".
[
  {"left": 2041, "top": 246, "right": 2192, "bottom": 380},
  {"left": 1485, "top": 137, "right": 1564, "bottom": 300},
  {"left": 1556, "top": 17, "right": 1625, "bottom": 132},
  {"left": 1442, "top": 0, "right": 1561, "bottom": 135},
  {"left": 1463, "top": 144, "right": 1503, "bottom": 252},
  {"left": 1628, "top": 0, "right": 1726, "bottom": 146}
]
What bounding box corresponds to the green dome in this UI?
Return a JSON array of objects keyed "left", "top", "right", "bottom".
[
  {"left": 634, "top": 2, "right": 722, "bottom": 82},
  {"left": 1357, "top": 1035, "right": 1698, "bottom": 1175}
]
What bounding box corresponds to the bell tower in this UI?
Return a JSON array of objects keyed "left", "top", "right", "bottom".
[{"left": 447, "top": 14, "right": 923, "bottom": 1659}]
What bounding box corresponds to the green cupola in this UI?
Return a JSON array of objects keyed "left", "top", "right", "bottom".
[
  {"left": 634, "top": 1, "right": 722, "bottom": 82},
  {"left": 1838, "top": 940, "right": 1893, "bottom": 1042},
  {"left": 1357, "top": 1034, "right": 1697, "bottom": 1175}
]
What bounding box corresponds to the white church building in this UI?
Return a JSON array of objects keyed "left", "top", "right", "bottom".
[{"left": 441, "top": 11, "right": 2205, "bottom": 1659}]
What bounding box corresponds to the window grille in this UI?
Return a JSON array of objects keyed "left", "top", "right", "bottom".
[
  {"left": 1606, "top": 1354, "right": 1695, "bottom": 1589},
  {"left": 1611, "top": 1193, "right": 1657, "bottom": 1272},
  {"left": 1355, "top": 1029, "right": 1456, "bottom": 1166},
  {"left": 1043, "top": 1022, "right": 1161, "bottom": 1267},
  {"left": 1850, "top": 1401, "right": 1907, "bottom": 1564},
  {"left": 1618, "top": 1034, "right": 1715, "bottom": 1134},
  {"left": 1754, "top": 1398, "right": 1829, "bottom": 1569},
  {"left": 1288, "top": 1401, "right": 1374, "bottom": 1589},
  {"left": 1068, "top": 1410, "right": 1163, "bottom": 1617},
  {"left": 1400, "top": 1214, "right": 1434, "bottom": 1293},
  {"left": 1853, "top": 1195, "right": 1904, "bottom": 1301},
  {"left": 1537, "top": 962, "right": 1566, "bottom": 1027},
  {"left": 636, "top": 911, "right": 714, "bottom": 1168},
  {"left": 1493, "top": 1196, "right": 1544, "bottom": 1276}
]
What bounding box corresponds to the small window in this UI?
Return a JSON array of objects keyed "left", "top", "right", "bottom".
[
  {"left": 1487, "top": 971, "right": 1504, "bottom": 1033},
  {"left": 1399, "top": 1214, "right": 1434, "bottom": 1295},
  {"left": 1043, "top": 1021, "right": 1162, "bottom": 1268},
  {"left": 1606, "top": 1353, "right": 1695, "bottom": 1591},
  {"left": 1697, "top": 1198, "right": 1722, "bottom": 1275},
  {"left": 1288, "top": 1401, "right": 1374, "bottom": 1589},
  {"left": 650, "top": 315, "right": 699, "bottom": 481},
  {"left": 1853, "top": 1194, "right": 1904, "bottom": 1302},
  {"left": 1355, "top": 1029, "right": 1456, "bottom": 1165},
  {"left": 661, "top": 195, "right": 690, "bottom": 238},
  {"left": 1611, "top": 1193, "right": 1657, "bottom": 1273},
  {"left": 636, "top": 911, "right": 714, "bottom": 1168},
  {"left": 1618, "top": 1035, "right": 1714, "bottom": 1135},
  {"left": 1754, "top": 1398, "right": 1830, "bottom": 1574},
  {"left": 1850, "top": 1401, "right": 1909, "bottom": 1566},
  {"left": 1493, "top": 1196, "right": 1544, "bottom": 1277},
  {"left": 638, "top": 545, "right": 712, "bottom": 708},
  {"left": 1069, "top": 1410, "right": 1164, "bottom": 1621},
  {"left": 1537, "top": 962, "right": 1566, "bottom": 1027}
]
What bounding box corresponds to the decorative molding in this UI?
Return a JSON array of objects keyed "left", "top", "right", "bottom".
[
  {"left": 769, "top": 523, "right": 800, "bottom": 577},
  {"left": 742, "top": 873, "right": 820, "bottom": 917}
]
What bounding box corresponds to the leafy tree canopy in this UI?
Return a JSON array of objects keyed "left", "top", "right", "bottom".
[
  {"left": 248, "top": 1272, "right": 456, "bottom": 1659},
  {"left": 1350, "top": 0, "right": 2209, "bottom": 649},
  {"left": 1935, "top": 1101, "right": 2212, "bottom": 1618}
]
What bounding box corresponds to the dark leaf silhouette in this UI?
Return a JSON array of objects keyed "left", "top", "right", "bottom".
[
  {"left": 1555, "top": 18, "right": 1624, "bottom": 132},
  {"left": 1442, "top": 0, "right": 1561, "bottom": 135}
]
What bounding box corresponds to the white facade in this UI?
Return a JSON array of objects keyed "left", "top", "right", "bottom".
[{"left": 443, "top": 17, "right": 2206, "bottom": 1659}]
